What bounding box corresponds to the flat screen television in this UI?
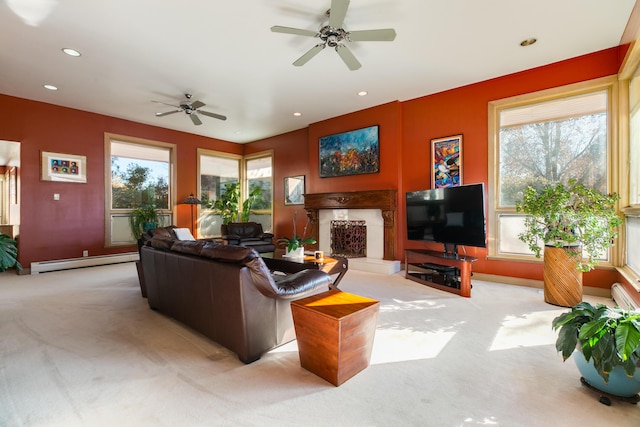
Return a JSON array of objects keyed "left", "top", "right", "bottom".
[{"left": 406, "top": 183, "right": 486, "bottom": 257}]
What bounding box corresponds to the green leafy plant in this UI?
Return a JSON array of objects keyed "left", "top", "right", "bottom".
[
  {"left": 129, "top": 204, "right": 159, "bottom": 239},
  {"left": 240, "top": 186, "right": 263, "bottom": 222},
  {"left": 515, "top": 179, "right": 622, "bottom": 272},
  {"left": 552, "top": 301, "right": 640, "bottom": 382},
  {"left": 210, "top": 183, "right": 240, "bottom": 224},
  {"left": 206, "top": 183, "right": 264, "bottom": 224},
  {"left": 277, "top": 211, "right": 316, "bottom": 252},
  {"left": 0, "top": 233, "right": 22, "bottom": 272}
]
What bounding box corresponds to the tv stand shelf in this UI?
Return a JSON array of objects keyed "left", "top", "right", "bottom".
[{"left": 404, "top": 249, "right": 477, "bottom": 297}]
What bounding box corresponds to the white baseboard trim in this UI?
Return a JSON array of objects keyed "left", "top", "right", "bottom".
[
  {"left": 30, "top": 252, "right": 139, "bottom": 274},
  {"left": 611, "top": 283, "right": 640, "bottom": 310}
]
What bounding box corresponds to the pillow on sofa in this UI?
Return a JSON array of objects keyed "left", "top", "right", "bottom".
[{"left": 174, "top": 228, "right": 195, "bottom": 241}]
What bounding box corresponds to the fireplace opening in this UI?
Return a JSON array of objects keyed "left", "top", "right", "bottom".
[{"left": 330, "top": 220, "right": 366, "bottom": 258}]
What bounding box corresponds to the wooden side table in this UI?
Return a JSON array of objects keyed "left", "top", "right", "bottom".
[{"left": 290, "top": 289, "right": 379, "bottom": 386}]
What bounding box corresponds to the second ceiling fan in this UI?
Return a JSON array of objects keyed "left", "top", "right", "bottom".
[{"left": 271, "top": 0, "right": 396, "bottom": 71}]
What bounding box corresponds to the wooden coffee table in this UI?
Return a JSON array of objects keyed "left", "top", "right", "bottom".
[
  {"left": 290, "top": 289, "right": 380, "bottom": 386},
  {"left": 262, "top": 250, "right": 348, "bottom": 288}
]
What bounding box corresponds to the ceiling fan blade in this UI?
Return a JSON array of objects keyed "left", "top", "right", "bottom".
[
  {"left": 329, "top": 0, "right": 350, "bottom": 29},
  {"left": 190, "top": 114, "right": 202, "bottom": 126},
  {"left": 335, "top": 44, "right": 361, "bottom": 71},
  {"left": 348, "top": 28, "right": 397, "bottom": 42},
  {"left": 153, "top": 101, "right": 181, "bottom": 108},
  {"left": 293, "top": 44, "right": 325, "bottom": 66},
  {"left": 190, "top": 100, "right": 205, "bottom": 109},
  {"left": 199, "top": 110, "right": 227, "bottom": 121},
  {"left": 271, "top": 25, "right": 317, "bottom": 37},
  {"left": 155, "top": 109, "right": 182, "bottom": 117}
]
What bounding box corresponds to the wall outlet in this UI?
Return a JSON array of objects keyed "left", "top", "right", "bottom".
[
  {"left": 83, "top": 250, "right": 88, "bottom": 257},
  {"left": 53, "top": 193, "right": 60, "bottom": 201}
]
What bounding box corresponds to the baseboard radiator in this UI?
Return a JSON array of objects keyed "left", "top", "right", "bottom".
[
  {"left": 30, "top": 252, "right": 139, "bottom": 275},
  {"left": 611, "top": 283, "right": 640, "bottom": 311}
]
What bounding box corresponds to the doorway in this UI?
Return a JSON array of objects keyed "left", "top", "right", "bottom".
[{"left": 0, "top": 140, "right": 21, "bottom": 237}]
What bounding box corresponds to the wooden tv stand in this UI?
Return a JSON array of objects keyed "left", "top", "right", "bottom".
[{"left": 404, "top": 249, "right": 477, "bottom": 297}]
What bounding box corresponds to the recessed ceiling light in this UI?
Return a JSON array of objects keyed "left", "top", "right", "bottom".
[
  {"left": 358, "top": 91, "right": 368, "bottom": 96},
  {"left": 293, "top": 112, "right": 302, "bottom": 117},
  {"left": 62, "top": 48, "right": 81, "bottom": 57},
  {"left": 43, "top": 84, "right": 58, "bottom": 91},
  {"left": 520, "top": 38, "right": 537, "bottom": 47}
]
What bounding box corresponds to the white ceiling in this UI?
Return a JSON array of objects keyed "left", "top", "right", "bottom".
[{"left": 0, "top": 0, "right": 636, "bottom": 146}]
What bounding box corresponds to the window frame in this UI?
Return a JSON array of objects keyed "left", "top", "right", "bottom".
[
  {"left": 104, "top": 133, "right": 176, "bottom": 247},
  {"left": 487, "top": 76, "right": 619, "bottom": 266}
]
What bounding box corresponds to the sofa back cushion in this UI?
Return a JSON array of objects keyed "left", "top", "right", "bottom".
[
  {"left": 200, "top": 243, "right": 258, "bottom": 263},
  {"left": 171, "top": 240, "right": 206, "bottom": 256}
]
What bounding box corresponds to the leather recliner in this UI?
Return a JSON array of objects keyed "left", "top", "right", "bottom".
[{"left": 221, "top": 222, "right": 276, "bottom": 253}]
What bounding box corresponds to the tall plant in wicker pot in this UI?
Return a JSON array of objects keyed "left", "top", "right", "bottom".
[{"left": 516, "top": 179, "right": 622, "bottom": 307}]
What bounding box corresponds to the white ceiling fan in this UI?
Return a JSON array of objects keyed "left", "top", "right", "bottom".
[
  {"left": 271, "top": 0, "right": 396, "bottom": 71},
  {"left": 154, "top": 94, "right": 227, "bottom": 126}
]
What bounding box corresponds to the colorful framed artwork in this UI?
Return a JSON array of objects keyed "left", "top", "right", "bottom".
[
  {"left": 41, "top": 151, "right": 87, "bottom": 183},
  {"left": 284, "top": 175, "right": 305, "bottom": 205},
  {"left": 319, "top": 125, "right": 380, "bottom": 178},
  {"left": 431, "top": 134, "right": 462, "bottom": 188}
]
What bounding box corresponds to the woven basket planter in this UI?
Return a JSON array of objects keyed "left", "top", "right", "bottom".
[{"left": 543, "top": 246, "right": 582, "bottom": 307}]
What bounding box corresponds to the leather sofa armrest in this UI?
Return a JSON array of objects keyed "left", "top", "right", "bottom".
[
  {"left": 258, "top": 232, "right": 274, "bottom": 240},
  {"left": 271, "top": 269, "right": 332, "bottom": 299}
]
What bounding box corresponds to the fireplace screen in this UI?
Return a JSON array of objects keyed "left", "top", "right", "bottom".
[{"left": 330, "top": 220, "right": 366, "bottom": 258}]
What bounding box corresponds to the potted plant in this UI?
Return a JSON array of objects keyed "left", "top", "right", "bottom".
[
  {"left": 0, "top": 233, "right": 22, "bottom": 272},
  {"left": 240, "top": 186, "right": 263, "bottom": 222},
  {"left": 210, "top": 182, "right": 240, "bottom": 225},
  {"left": 277, "top": 211, "right": 316, "bottom": 257},
  {"left": 516, "top": 179, "right": 622, "bottom": 306},
  {"left": 129, "top": 204, "right": 159, "bottom": 239},
  {"left": 552, "top": 301, "right": 640, "bottom": 398}
]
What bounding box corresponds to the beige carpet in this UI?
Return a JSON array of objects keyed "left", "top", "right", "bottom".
[{"left": 1, "top": 263, "right": 639, "bottom": 426}]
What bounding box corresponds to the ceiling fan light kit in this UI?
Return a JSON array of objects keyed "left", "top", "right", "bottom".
[
  {"left": 154, "top": 93, "right": 227, "bottom": 126},
  {"left": 271, "top": 0, "right": 396, "bottom": 71}
]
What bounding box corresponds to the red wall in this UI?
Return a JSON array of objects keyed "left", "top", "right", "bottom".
[
  {"left": 0, "top": 94, "right": 242, "bottom": 266},
  {"left": 1, "top": 45, "right": 629, "bottom": 290},
  {"left": 248, "top": 46, "right": 627, "bottom": 289},
  {"left": 244, "top": 128, "right": 309, "bottom": 241}
]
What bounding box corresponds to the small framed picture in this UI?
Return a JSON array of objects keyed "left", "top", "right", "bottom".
[
  {"left": 284, "top": 175, "right": 305, "bottom": 205},
  {"left": 431, "top": 135, "right": 462, "bottom": 188},
  {"left": 41, "top": 151, "right": 87, "bottom": 183}
]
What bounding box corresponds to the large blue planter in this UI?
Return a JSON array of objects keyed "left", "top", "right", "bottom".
[{"left": 574, "top": 350, "right": 640, "bottom": 398}]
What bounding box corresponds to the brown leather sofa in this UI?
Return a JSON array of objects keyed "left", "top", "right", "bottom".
[
  {"left": 221, "top": 222, "right": 276, "bottom": 253},
  {"left": 139, "top": 228, "right": 332, "bottom": 363}
]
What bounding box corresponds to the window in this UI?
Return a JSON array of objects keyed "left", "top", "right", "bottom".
[
  {"left": 105, "top": 134, "right": 175, "bottom": 245},
  {"left": 622, "top": 51, "right": 640, "bottom": 288},
  {"left": 198, "top": 149, "right": 241, "bottom": 237},
  {"left": 244, "top": 153, "right": 273, "bottom": 231},
  {"left": 197, "top": 150, "right": 273, "bottom": 237},
  {"left": 488, "top": 77, "right": 616, "bottom": 262}
]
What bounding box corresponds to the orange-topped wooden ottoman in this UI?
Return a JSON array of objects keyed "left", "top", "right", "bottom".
[{"left": 290, "top": 289, "right": 380, "bottom": 386}]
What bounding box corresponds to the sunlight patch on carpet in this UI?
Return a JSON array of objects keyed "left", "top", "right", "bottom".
[
  {"left": 489, "top": 310, "right": 562, "bottom": 351},
  {"left": 369, "top": 328, "right": 455, "bottom": 364}
]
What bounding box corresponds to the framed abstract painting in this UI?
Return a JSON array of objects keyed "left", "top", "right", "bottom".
[
  {"left": 41, "top": 151, "right": 87, "bottom": 183},
  {"left": 431, "top": 134, "right": 462, "bottom": 188},
  {"left": 319, "top": 125, "right": 380, "bottom": 178}
]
